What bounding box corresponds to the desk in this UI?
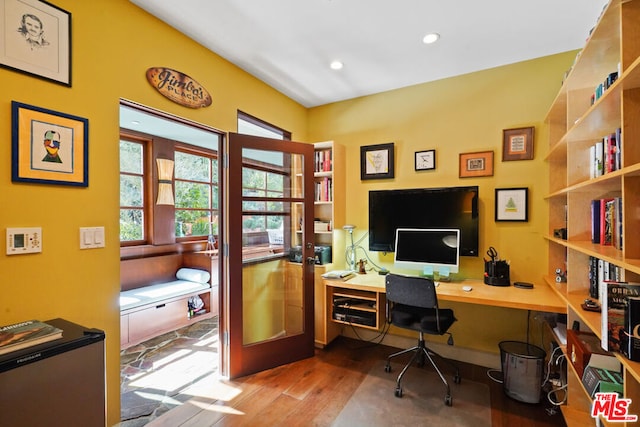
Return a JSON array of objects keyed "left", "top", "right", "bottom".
[
  {"left": 335, "top": 274, "right": 565, "bottom": 312},
  {"left": 321, "top": 274, "right": 565, "bottom": 344}
]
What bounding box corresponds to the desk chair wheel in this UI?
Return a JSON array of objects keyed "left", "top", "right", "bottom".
[
  {"left": 395, "top": 387, "right": 403, "bottom": 398},
  {"left": 454, "top": 374, "right": 461, "bottom": 384},
  {"left": 445, "top": 394, "right": 452, "bottom": 406},
  {"left": 384, "top": 363, "right": 392, "bottom": 373}
]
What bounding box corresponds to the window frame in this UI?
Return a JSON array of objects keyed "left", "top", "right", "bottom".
[
  {"left": 173, "top": 142, "right": 220, "bottom": 243},
  {"left": 119, "top": 132, "right": 152, "bottom": 247}
]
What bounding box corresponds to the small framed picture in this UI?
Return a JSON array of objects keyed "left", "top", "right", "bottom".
[
  {"left": 459, "top": 151, "right": 493, "bottom": 178},
  {"left": 361, "top": 142, "right": 394, "bottom": 180},
  {"left": 0, "top": 0, "right": 72, "bottom": 86},
  {"left": 495, "top": 187, "right": 528, "bottom": 222},
  {"left": 12, "top": 101, "right": 89, "bottom": 187},
  {"left": 415, "top": 149, "right": 435, "bottom": 171},
  {"left": 502, "top": 126, "right": 534, "bottom": 161}
]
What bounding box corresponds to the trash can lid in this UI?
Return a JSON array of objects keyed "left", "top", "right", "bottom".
[{"left": 499, "top": 340, "right": 545, "bottom": 359}]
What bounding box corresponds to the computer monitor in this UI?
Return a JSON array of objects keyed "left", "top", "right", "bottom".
[{"left": 393, "top": 228, "right": 460, "bottom": 275}]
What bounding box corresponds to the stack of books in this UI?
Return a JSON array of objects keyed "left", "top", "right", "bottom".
[{"left": 0, "top": 320, "right": 63, "bottom": 355}]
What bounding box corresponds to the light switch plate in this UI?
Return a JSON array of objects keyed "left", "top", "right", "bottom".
[
  {"left": 80, "top": 226, "right": 105, "bottom": 249},
  {"left": 7, "top": 227, "right": 42, "bottom": 255}
]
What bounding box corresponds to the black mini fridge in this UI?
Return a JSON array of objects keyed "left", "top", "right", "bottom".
[{"left": 0, "top": 318, "right": 106, "bottom": 427}]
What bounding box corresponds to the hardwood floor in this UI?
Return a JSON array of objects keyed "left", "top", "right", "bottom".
[{"left": 147, "top": 334, "right": 567, "bottom": 427}]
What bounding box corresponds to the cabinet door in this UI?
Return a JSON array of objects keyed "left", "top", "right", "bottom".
[{"left": 128, "top": 300, "right": 186, "bottom": 343}]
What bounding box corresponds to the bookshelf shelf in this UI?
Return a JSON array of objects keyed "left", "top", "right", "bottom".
[{"left": 544, "top": 0, "right": 640, "bottom": 423}]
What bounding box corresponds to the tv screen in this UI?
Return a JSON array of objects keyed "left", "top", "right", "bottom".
[
  {"left": 368, "top": 186, "right": 479, "bottom": 256},
  {"left": 394, "top": 228, "right": 460, "bottom": 273}
]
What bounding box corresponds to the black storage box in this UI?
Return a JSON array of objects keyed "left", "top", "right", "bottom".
[
  {"left": 288, "top": 245, "right": 332, "bottom": 265},
  {"left": 484, "top": 259, "right": 510, "bottom": 286}
]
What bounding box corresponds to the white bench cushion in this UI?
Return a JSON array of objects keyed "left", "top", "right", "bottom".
[{"left": 120, "top": 280, "right": 210, "bottom": 311}]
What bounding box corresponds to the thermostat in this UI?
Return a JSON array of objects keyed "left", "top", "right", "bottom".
[{"left": 6, "top": 227, "right": 42, "bottom": 255}]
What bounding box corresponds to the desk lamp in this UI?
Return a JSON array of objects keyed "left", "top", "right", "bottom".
[{"left": 343, "top": 224, "right": 356, "bottom": 271}]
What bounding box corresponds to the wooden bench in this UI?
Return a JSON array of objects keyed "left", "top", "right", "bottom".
[{"left": 120, "top": 253, "right": 218, "bottom": 349}]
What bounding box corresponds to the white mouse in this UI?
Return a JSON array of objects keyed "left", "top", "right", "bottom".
[{"left": 462, "top": 285, "right": 473, "bottom": 292}]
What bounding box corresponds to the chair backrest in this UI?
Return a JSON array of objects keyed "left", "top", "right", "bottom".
[{"left": 385, "top": 273, "right": 438, "bottom": 309}]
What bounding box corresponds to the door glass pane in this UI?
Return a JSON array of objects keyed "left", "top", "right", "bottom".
[{"left": 241, "top": 149, "right": 304, "bottom": 345}]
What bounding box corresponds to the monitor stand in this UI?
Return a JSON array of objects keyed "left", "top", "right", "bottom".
[{"left": 422, "top": 266, "right": 451, "bottom": 282}]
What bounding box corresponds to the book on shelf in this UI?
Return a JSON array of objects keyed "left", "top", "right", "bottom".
[
  {"left": 0, "top": 320, "right": 63, "bottom": 355},
  {"left": 621, "top": 296, "right": 640, "bottom": 362},
  {"left": 589, "top": 256, "right": 599, "bottom": 299},
  {"left": 594, "top": 140, "right": 604, "bottom": 178},
  {"left": 590, "top": 200, "right": 601, "bottom": 244},
  {"left": 600, "top": 281, "right": 640, "bottom": 352},
  {"left": 614, "top": 197, "right": 623, "bottom": 250},
  {"left": 601, "top": 198, "right": 614, "bottom": 246}
]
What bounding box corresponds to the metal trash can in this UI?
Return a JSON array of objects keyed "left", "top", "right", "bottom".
[{"left": 499, "top": 340, "right": 546, "bottom": 403}]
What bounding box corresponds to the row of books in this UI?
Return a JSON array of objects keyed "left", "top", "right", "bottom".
[
  {"left": 0, "top": 320, "right": 63, "bottom": 356},
  {"left": 589, "top": 128, "right": 622, "bottom": 178},
  {"left": 590, "top": 71, "right": 618, "bottom": 105},
  {"left": 590, "top": 197, "right": 622, "bottom": 249},
  {"left": 315, "top": 177, "right": 333, "bottom": 202},
  {"left": 589, "top": 257, "right": 624, "bottom": 299},
  {"left": 600, "top": 278, "right": 640, "bottom": 362},
  {"left": 588, "top": 256, "right": 640, "bottom": 361},
  {"left": 314, "top": 149, "right": 332, "bottom": 173}
]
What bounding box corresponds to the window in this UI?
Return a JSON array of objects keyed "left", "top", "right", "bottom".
[
  {"left": 119, "top": 139, "right": 146, "bottom": 242},
  {"left": 242, "top": 164, "right": 285, "bottom": 232},
  {"left": 238, "top": 112, "right": 291, "bottom": 246},
  {"left": 174, "top": 150, "right": 219, "bottom": 238},
  {"left": 238, "top": 111, "right": 290, "bottom": 140}
]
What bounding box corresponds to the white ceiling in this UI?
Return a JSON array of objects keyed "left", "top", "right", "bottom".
[{"left": 130, "top": 0, "right": 607, "bottom": 108}]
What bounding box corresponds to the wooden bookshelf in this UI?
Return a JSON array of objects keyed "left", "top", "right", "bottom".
[{"left": 544, "top": 1, "right": 640, "bottom": 425}]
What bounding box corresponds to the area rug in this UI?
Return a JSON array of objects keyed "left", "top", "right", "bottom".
[{"left": 333, "top": 361, "right": 491, "bottom": 427}]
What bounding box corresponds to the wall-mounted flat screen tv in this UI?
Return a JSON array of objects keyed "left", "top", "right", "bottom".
[{"left": 368, "top": 186, "right": 479, "bottom": 256}]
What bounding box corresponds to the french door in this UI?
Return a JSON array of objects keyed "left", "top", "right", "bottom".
[{"left": 222, "top": 132, "right": 315, "bottom": 378}]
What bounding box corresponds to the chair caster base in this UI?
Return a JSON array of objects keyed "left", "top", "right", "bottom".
[
  {"left": 445, "top": 394, "right": 452, "bottom": 406},
  {"left": 395, "top": 387, "right": 403, "bottom": 398}
]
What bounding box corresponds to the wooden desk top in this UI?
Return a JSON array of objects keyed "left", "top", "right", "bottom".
[{"left": 324, "top": 273, "right": 565, "bottom": 314}]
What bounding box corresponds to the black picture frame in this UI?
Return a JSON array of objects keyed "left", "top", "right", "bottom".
[
  {"left": 415, "top": 149, "right": 435, "bottom": 171},
  {"left": 495, "top": 187, "right": 528, "bottom": 222},
  {"left": 360, "top": 142, "right": 394, "bottom": 180},
  {"left": 12, "top": 101, "right": 89, "bottom": 187},
  {"left": 0, "top": 0, "right": 72, "bottom": 86}
]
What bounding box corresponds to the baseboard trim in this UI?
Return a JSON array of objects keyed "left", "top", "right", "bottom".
[{"left": 339, "top": 329, "right": 501, "bottom": 370}]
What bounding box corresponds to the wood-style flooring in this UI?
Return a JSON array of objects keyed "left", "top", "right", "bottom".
[{"left": 145, "top": 333, "right": 567, "bottom": 427}]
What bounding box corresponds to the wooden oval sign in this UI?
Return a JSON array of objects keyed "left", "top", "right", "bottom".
[{"left": 146, "top": 67, "right": 212, "bottom": 109}]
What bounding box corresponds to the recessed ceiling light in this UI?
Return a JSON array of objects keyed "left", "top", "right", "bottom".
[
  {"left": 131, "top": 120, "right": 140, "bottom": 125},
  {"left": 330, "top": 60, "right": 343, "bottom": 70},
  {"left": 423, "top": 33, "right": 440, "bottom": 44}
]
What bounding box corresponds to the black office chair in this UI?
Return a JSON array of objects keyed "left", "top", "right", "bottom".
[{"left": 384, "top": 273, "right": 460, "bottom": 406}]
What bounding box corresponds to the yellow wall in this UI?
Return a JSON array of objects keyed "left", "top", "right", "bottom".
[
  {"left": 0, "top": 0, "right": 576, "bottom": 424},
  {"left": 307, "top": 52, "right": 576, "bottom": 353},
  {"left": 0, "top": 1, "right": 307, "bottom": 425}
]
